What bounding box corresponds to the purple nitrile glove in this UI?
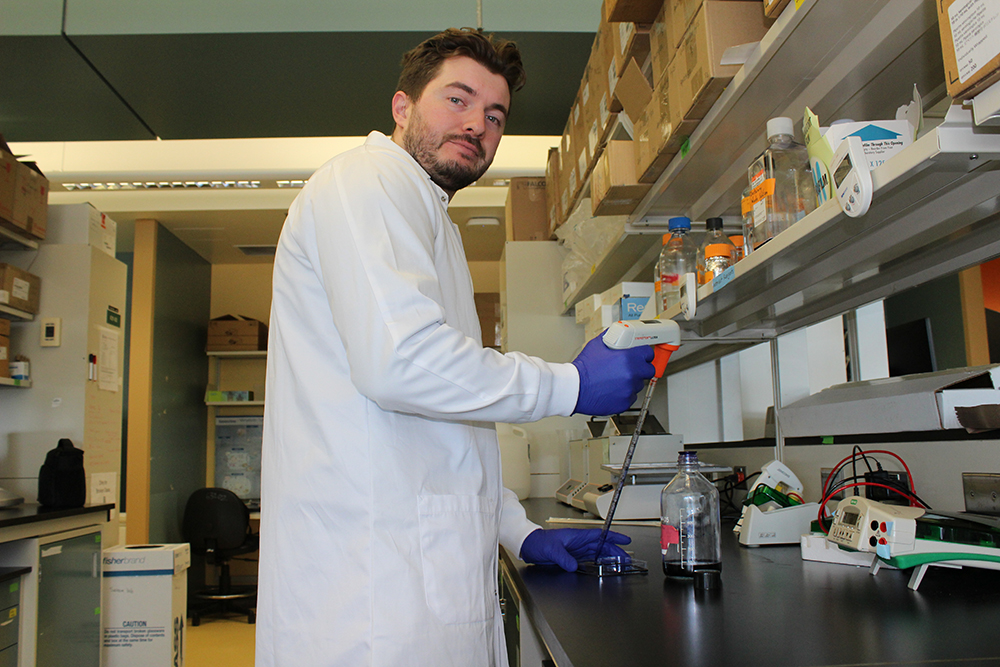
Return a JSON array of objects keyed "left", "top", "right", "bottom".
[
  {"left": 519, "top": 528, "right": 632, "bottom": 572},
  {"left": 571, "top": 333, "right": 655, "bottom": 416}
]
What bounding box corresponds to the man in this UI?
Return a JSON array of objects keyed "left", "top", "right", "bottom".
[{"left": 257, "top": 28, "right": 654, "bottom": 667}]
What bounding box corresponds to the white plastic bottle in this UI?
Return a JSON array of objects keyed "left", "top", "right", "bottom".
[
  {"left": 656, "top": 217, "right": 697, "bottom": 313},
  {"left": 660, "top": 450, "right": 722, "bottom": 579},
  {"left": 743, "top": 117, "right": 818, "bottom": 251},
  {"left": 697, "top": 217, "right": 736, "bottom": 285}
]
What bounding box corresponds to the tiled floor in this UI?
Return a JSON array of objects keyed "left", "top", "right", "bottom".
[{"left": 186, "top": 615, "right": 256, "bottom": 667}]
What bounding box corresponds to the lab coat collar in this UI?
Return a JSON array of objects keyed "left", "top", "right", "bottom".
[{"left": 366, "top": 131, "right": 453, "bottom": 206}]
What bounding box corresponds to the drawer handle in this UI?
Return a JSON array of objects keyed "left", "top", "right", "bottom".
[{"left": 0, "top": 620, "right": 12, "bottom": 627}]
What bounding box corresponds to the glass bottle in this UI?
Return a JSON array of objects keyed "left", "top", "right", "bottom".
[
  {"left": 697, "top": 217, "right": 736, "bottom": 285},
  {"left": 661, "top": 450, "right": 721, "bottom": 577},
  {"left": 743, "top": 117, "right": 817, "bottom": 251},
  {"left": 656, "top": 217, "right": 697, "bottom": 313}
]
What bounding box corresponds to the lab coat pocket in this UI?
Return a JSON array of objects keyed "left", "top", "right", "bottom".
[{"left": 417, "top": 494, "right": 495, "bottom": 625}]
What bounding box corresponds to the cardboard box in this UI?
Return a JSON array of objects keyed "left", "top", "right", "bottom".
[
  {"left": 575, "top": 293, "right": 604, "bottom": 323},
  {"left": 207, "top": 315, "right": 268, "bottom": 351},
  {"left": 545, "top": 148, "right": 563, "bottom": 233},
  {"left": 0, "top": 334, "right": 9, "bottom": 378},
  {"left": 764, "top": 0, "right": 792, "bottom": 18},
  {"left": 938, "top": 0, "right": 1000, "bottom": 101},
  {"left": 614, "top": 58, "right": 654, "bottom": 122},
  {"left": 612, "top": 22, "right": 653, "bottom": 89},
  {"left": 605, "top": 0, "right": 665, "bottom": 23},
  {"left": 15, "top": 162, "right": 48, "bottom": 240},
  {"left": 0, "top": 318, "right": 9, "bottom": 337},
  {"left": 780, "top": 365, "right": 1000, "bottom": 436},
  {"left": 46, "top": 203, "right": 117, "bottom": 256},
  {"left": 602, "top": 281, "right": 654, "bottom": 321},
  {"left": 103, "top": 544, "right": 190, "bottom": 667},
  {"left": 505, "top": 177, "right": 550, "bottom": 242},
  {"left": 0, "top": 263, "right": 41, "bottom": 314},
  {"left": 669, "top": 1, "right": 771, "bottom": 124},
  {"left": 635, "top": 72, "right": 695, "bottom": 183},
  {"left": 0, "top": 151, "right": 18, "bottom": 233},
  {"left": 648, "top": 0, "right": 674, "bottom": 84},
  {"left": 668, "top": 0, "right": 762, "bottom": 51},
  {"left": 591, "top": 141, "right": 652, "bottom": 216}
]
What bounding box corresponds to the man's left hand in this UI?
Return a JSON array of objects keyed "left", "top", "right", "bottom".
[{"left": 519, "top": 528, "right": 631, "bottom": 572}]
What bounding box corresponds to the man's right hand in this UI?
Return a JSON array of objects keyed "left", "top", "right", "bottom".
[{"left": 571, "top": 333, "right": 655, "bottom": 416}]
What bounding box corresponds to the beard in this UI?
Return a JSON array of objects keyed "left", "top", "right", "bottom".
[{"left": 401, "top": 109, "right": 491, "bottom": 193}]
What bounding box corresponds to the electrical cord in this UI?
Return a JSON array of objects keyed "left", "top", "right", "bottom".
[
  {"left": 818, "top": 481, "right": 931, "bottom": 533},
  {"left": 822, "top": 449, "right": 917, "bottom": 504}
]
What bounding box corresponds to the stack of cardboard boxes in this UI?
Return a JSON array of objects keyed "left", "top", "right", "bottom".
[
  {"left": 547, "top": 0, "right": 771, "bottom": 234},
  {"left": 0, "top": 318, "right": 9, "bottom": 378},
  {"left": 0, "top": 139, "right": 49, "bottom": 242}
]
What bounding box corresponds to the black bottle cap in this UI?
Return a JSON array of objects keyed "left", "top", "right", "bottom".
[
  {"left": 705, "top": 217, "right": 724, "bottom": 230},
  {"left": 694, "top": 570, "right": 721, "bottom": 590}
]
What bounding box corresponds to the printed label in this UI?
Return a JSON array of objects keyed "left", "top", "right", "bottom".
[
  {"left": 949, "top": 0, "right": 1000, "bottom": 83},
  {"left": 661, "top": 524, "right": 679, "bottom": 548},
  {"left": 11, "top": 277, "right": 29, "bottom": 301},
  {"left": 712, "top": 265, "right": 737, "bottom": 291}
]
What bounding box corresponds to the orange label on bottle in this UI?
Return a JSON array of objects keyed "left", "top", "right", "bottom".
[{"left": 741, "top": 178, "right": 776, "bottom": 215}]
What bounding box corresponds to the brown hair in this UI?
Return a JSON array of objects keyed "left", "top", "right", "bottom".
[{"left": 397, "top": 28, "right": 526, "bottom": 104}]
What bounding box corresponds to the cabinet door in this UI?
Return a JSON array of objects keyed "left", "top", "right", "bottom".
[{"left": 37, "top": 531, "right": 101, "bottom": 667}]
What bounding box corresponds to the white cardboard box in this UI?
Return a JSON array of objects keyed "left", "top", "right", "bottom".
[
  {"left": 780, "top": 365, "right": 1000, "bottom": 436},
  {"left": 103, "top": 544, "right": 191, "bottom": 667},
  {"left": 46, "top": 203, "right": 118, "bottom": 257}
]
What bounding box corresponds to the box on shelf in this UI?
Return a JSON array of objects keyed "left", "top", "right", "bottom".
[
  {"left": 505, "top": 177, "right": 550, "bottom": 242},
  {"left": 0, "top": 148, "right": 48, "bottom": 240},
  {"left": 103, "top": 544, "right": 190, "bottom": 667},
  {"left": 207, "top": 315, "right": 268, "bottom": 351},
  {"left": 634, "top": 72, "right": 696, "bottom": 183},
  {"left": 0, "top": 318, "right": 9, "bottom": 336},
  {"left": 669, "top": 0, "right": 763, "bottom": 51},
  {"left": 206, "top": 389, "right": 255, "bottom": 402},
  {"left": 763, "top": 0, "right": 792, "bottom": 18},
  {"left": 938, "top": 0, "right": 1000, "bottom": 101},
  {"left": 605, "top": 0, "right": 665, "bottom": 23},
  {"left": 575, "top": 293, "right": 604, "bottom": 323},
  {"left": 592, "top": 141, "right": 652, "bottom": 216},
  {"left": 780, "top": 365, "right": 1000, "bottom": 436},
  {"left": 0, "top": 151, "right": 18, "bottom": 233},
  {"left": 0, "top": 263, "right": 41, "bottom": 314},
  {"left": 14, "top": 162, "right": 48, "bottom": 240},
  {"left": 612, "top": 22, "right": 653, "bottom": 92},
  {"left": 46, "top": 203, "right": 118, "bottom": 256},
  {"left": 614, "top": 58, "right": 654, "bottom": 123},
  {"left": 0, "top": 334, "right": 9, "bottom": 378},
  {"left": 668, "top": 1, "right": 772, "bottom": 124},
  {"left": 545, "top": 148, "right": 563, "bottom": 234},
  {"left": 601, "top": 281, "right": 654, "bottom": 321},
  {"left": 648, "top": 0, "right": 673, "bottom": 85}
]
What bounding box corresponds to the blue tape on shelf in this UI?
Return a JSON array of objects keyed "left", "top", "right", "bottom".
[{"left": 712, "top": 265, "right": 737, "bottom": 291}]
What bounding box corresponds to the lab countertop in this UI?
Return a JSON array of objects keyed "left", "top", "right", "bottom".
[{"left": 502, "top": 498, "right": 1000, "bottom": 667}]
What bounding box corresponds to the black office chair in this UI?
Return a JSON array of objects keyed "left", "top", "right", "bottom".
[{"left": 183, "top": 487, "right": 259, "bottom": 625}]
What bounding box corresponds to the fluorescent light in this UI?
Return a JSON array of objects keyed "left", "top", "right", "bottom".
[{"left": 61, "top": 180, "right": 261, "bottom": 191}]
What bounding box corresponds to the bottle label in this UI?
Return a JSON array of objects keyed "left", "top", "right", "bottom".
[
  {"left": 662, "top": 273, "right": 681, "bottom": 287},
  {"left": 661, "top": 524, "right": 679, "bottom": 548},
  {"left": 742, "top": 178, "right": 775, "bottom": 213}
]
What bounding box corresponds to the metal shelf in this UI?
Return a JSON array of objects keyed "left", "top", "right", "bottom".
[
  {"left": 0, "top": 304, "right": 33, "bottom": 322},
  {"left": 661, "top": 107, "right": 1000, "bottom": 375},
  {"left": 0, "top": 226, "right": 39, "bottom": 250},
  {"left": 0, "top": 377, "right": 30, "bottom": 388},
  {"left": 206, "top": 350, "right": 267, "bottom": 358},
  {"left": 632, "top": 0, "right": 945, "bottom": 223},
  {"left": 206, "top": 400, "right": 264, "bottom": 407}
]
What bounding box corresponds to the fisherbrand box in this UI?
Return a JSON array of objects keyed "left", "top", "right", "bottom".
[{"left": 103, "top": 544, "right": 190, "bottom": 667}]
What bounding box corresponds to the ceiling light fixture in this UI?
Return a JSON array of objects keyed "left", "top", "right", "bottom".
[
  {"left": 61, "top": 180, "right": 261, "bottom": 191},
  {"left": 276, "top": 180, "right": 309, "bottom": 188},
  {"left": 465, "top": 217, "right": 501, "bottom": 227}
]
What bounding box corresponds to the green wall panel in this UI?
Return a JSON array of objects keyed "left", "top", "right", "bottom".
[{"left": 149, "top": 224, "right": 211, "bottom": 544}]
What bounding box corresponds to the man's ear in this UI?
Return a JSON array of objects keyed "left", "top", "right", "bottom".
[{"left": 391, "top": 91, "right": 412, "bottom": 129}]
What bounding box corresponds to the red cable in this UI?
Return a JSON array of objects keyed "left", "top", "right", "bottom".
[
  {"left": 821, "top": 449, "right": 917, "bottom": 502},
  {"left": 817, "top": 481, "right": 929, "bottom": 534}
]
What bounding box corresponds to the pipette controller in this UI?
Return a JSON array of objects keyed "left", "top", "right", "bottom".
[{"left": 582, "top": 319, "right": 681, "bottom": 576}]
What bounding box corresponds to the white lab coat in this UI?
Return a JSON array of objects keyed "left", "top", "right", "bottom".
[{"left": 256, "top": 132, "right": 579, "bottom": 667}]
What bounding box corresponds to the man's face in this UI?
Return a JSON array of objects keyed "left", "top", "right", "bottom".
[{"left": 392, "top": 56, "right": 510, "bottom": 195}]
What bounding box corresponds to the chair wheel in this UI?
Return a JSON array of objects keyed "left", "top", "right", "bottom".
[
  {"left": 191, "top": 614, "right": 201, "bottom": 627},
  {"left": 248, "top": 610, "right": 256, "bottom": 624}
]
